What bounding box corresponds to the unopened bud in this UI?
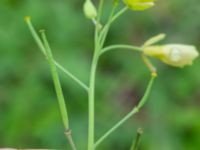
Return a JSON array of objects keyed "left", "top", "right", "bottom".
[
  {"left": 143, "top": 44, "right": 199, "bottom": 67},
  {"left": 83, "top": 0, "right": 97, "bottom": 19}
]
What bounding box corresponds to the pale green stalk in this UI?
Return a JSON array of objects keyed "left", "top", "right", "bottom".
[
  {"left": 94, "top": 0, "right": 104, "bottom": 48},
  {"left": 88, "top": 3, "right": 120, "bottom": 149},
  {"left": 94, "top": 75, "right": 156, "bottom": 148},
  {"left": 25, "top": 17, "right": 46, "bottom": 55},
  {"left": 98, "top": 4, "right": 117, "bottom": 48},
  {"left": 97, "top": 0, "right": 104, "bottom": 22},
  {"left": 111, "top": 6, "right": 128, "bottom": 23},
  {"left": 100, "top": 44, "right": 142, "bottom": 55},
  {"left": 41, "top": 31, "right": 77, "bottom": 150},
  {"left": 130, "top": 128, "right": 143, "bottom": 150},
  {"left": 88, "top": 52, "right": 99, "bottom": 150},
  {"left": 88, "top": 4, "right": 130, "bottom": 150},
  {"left": 87, "top": 1, "right": 106, "bottom": 148},
  {"left": 41, "top": 30, "right": 69, "bottom": 130},
  {"left": 54, "top": 61, "right": 89, "bottom": 91},
  {"left": 98, "top": 6, "right": 128, "bottom": 48},
  {"left": 25, "top": 17, "right": 88, "bottom": 92}
]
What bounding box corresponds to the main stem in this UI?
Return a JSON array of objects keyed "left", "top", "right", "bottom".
[
  {"left": 88, "top": 52, "right": 98, "bottom": 150},
  {"left": 87, "top": 4, "right": 128, "bottom": 150}
]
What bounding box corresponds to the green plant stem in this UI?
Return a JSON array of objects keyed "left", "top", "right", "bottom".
[
  {"left": 87, "top": 1, "right": 108, "bottom": 147},
  {"left": 88, "top": 52, "right": 99, "bottom": 150},
  {"left": 130, "top": 128, "right": 143, "bottom": 150},
  {"left": 94, "top": 0, "right": 104, "bottom": 48},
  {"left": 100, "top": 44, "right": 142, "bottom": 55},
  {"left": 41, "top": 31, "right": 77, "bottom": 150},
  {"left": 98, "top": 6, "right": 128, "bottom": 48},
  {"left": 97, "top": 0, "right": 104, "bottom": 22},
  {"left": 65, "top": 129, "right": 77, "bottom": 150},
  {"left": 54, "top": 61, "right": 89, "bottom": 91},
  {"left": 94, "top": 75, "right": 156, "bottom": 148},
  {"left": 98, "top": 5, "right": 117, "bottom": 48},
  {"left": 25, "top": 17, "right": 46, "bottom": 55},
  {"left": 25, "top": 17, "right": 88, "bottom": 92},
  {"left": 88, "top": 6, "right": 129, "bottom": 149},
  {"left": 111, "top": 6, "right": 128, "bottom": 23}
]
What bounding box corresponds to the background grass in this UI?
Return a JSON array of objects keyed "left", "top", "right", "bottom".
[{"left": 0, "top": 0, "right": 200, "bottom": 149}]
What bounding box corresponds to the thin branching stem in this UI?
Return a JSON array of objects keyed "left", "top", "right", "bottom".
[
  {"left": 97, "top": 0, "right": 105, "bottom": 22},
  {"left": 98, "top": 4, "right": 117, "bottom": 48},
  {"left": 98, "top": 6, "right": 128, "bottom": 48},
  {"left": 54, "top": 61, "right": 89, "bottom": 91},
  {"left": 94, "top": 75, "right": 156, "bottom": 148},
  {"left": 88, "top": 5, "right": 131, "bottom": 150},
  {"left": 111, "top": 6, "right": 128, "bottom": 24}
]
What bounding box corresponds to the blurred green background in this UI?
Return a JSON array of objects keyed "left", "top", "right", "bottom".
[{"left": 0, "top": 0, "right": 200, "bottom": 149}]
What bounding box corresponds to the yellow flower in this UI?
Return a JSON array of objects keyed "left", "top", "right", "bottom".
[
  {"left": 143, "top": 44, "right": 199, "bottom": 67},
  {"left": 124, "top": 0, "right": 155, "bottom": 11}
]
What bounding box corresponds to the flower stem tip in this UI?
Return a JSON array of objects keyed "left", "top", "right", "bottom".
[
  {"left": 151, "top": 72, "right": 157, "bottom": 78},
  {"left": 24, "top": 16, "right": 31, "bottom": 22}
]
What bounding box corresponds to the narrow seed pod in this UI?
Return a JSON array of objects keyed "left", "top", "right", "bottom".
[
  {"left": 124, "top": 0, "right": 155, "bottom": 11},
  {"left": 143, "top": 44, "right": 199, "bottom": 67},
  {"left": 83, "top": 0, "right": 97, "bottom": 19}
]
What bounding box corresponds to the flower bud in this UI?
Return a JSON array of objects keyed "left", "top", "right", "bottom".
[
  {"left": 83, "top": 0, "right": 97, "bottom": 19},
  {"left": 143, "top": 44, "right": 199, "bottom": 67},
  {"left": 143, "top": 33, "right": 166, "bottom": 47},
  {"left": 123, "top": 0, "right": 155, "bottom": 11}
]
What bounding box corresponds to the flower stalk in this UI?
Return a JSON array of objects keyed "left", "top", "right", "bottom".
[{"left": 130, "top": 128, "right": 143, "bottom": 150}]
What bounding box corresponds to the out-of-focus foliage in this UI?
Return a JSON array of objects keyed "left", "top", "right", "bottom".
[{"left": 0, "top": 0, "right": 200, "bottom": 149}]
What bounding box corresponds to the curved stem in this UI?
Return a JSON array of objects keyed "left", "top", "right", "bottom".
[
  {"left": 94, "top": 75, "right": 156, "bottom": 148},
  {"left": 100, "top": 44, "right": 142, "bottom": 55}
]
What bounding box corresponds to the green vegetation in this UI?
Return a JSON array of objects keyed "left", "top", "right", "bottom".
[{"left": 0, "top": 0, "right": 200, "bottom": 149}]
